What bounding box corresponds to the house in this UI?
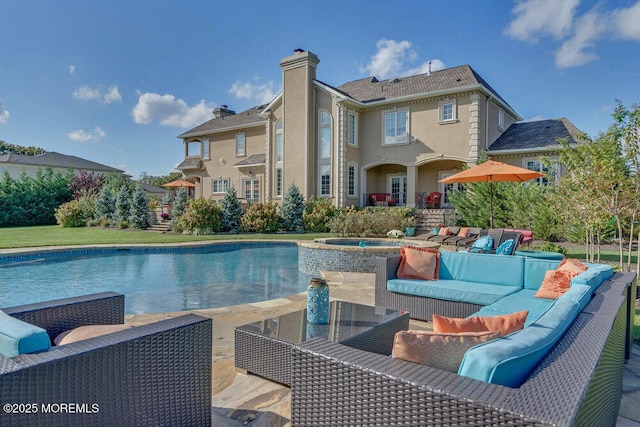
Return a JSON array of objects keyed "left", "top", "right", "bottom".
[
  {"left": 177, "top": 49, "right": 582, "bottom": 207},
  {"left": 0, "top": 151, "right": 126, "bottom": 179}
]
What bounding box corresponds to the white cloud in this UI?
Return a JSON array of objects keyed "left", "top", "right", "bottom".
[
  {"left": 131, "top": 92, "right": 213, "bottom": 127},
  {"left": 612, "top": 1, "right": 640, "bottom": 41},
  {"left": 69, "top": 65, "right": 76, "bottom": 74},
  {"left": 555, "top": 11, "right": 607, "bottom": 68},
  {"left": 67, "top": 127, "right": 106, "bottom": 142},
  {"left": 505, "top": 0, "right": 580, "bottom": 42},
  {"left": 0, "top": 98, "right": 10, "bottom": 123},
  {"left": 360, "top": 39, "right": 445, "bottom": 80},
  {"left": 228, "top": 80, "right": 278, "bottom": 105},
  {"left": 72, "top": 85, "right": 122, "bottom": 104}
]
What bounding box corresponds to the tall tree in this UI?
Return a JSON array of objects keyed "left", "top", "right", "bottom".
[{"left": 0, "top": 140, "right": 46, "bottom": 155}]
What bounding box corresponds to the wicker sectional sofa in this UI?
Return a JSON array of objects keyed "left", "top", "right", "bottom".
[
  {"left": 291, "top": 252, "right": 636, "bottom": 426},
  {"left": 0, "top": 292, "right": 213, "bottom": 427}
]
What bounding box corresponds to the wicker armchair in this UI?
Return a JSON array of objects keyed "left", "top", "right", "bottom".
[
  {"left": 0, "top": 292, "right": 212, "bottom": 427},
  {"left": 292, "top": 273, "right": 635, "bottom": 426}
]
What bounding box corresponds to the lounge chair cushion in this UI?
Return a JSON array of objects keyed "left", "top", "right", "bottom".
[
  {"left": 392, "top": 329, "right": 501, "bottom": 373},
  {"left": 54, "top": 324, "right": 134, "bottom": 346},
  {"left": 0, "top": 310, "right": 51, "bottom": 357},
  {"left": 438, "top": 227, "right": 451, "bottom": 236},
  {"left": 495, "top": 239, "right": 515, "bottom": 255},
  {"left": 387, "top": 278, "right": 521, "bottom": 306},
  {"left": 397, "top": 246, "right": 440, "bottom": 281},
  {"left": 457, "top": 227, "right": 469, "bottom": 237},
  {"left": 433, "top": 310, "right": 528, "bottom": 336}
]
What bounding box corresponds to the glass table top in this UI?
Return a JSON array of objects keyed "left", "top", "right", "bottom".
[{"left": 237, "top": 300, "right": 403, "bottom": 345}]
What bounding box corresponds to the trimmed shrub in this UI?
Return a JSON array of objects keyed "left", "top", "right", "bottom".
[
  {"left": 281, "top": 184, "right": 305, "bottom": 231},
  {"left": 303, "top": 197, "right": 338, "bottom": 232},
  {"left": 176, "top": 198, "right": 222, "bottom": 234},
  {"left": 55, "top": 199, "right": 89, "bottom": 227},
  {"left": 329, "top": 207, "right": 414, "bottom": 237},
  {"left": 240, "top": 202, "right": 281, "bottom": 233}
]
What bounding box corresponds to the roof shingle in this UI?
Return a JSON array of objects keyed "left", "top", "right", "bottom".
[
  {"left": 0, "top": 152, "right": 123, "bottom": 173},
  {"left": 488, "top": 118, "right": 584, "bottom": 152},
  {"left": 178, "top": 104, "right": 268, "bottom": 139}
]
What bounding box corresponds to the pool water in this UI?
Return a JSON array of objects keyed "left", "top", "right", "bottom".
[{"left": 0, "top": 242, "right": 314, "bottom": 314}]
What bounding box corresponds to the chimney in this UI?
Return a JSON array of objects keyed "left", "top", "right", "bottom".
[
  {"left": 427, "top": 60, "right": 432, "bottom": 76},
  {"left": 213, "top": 105, "right": 236, "bottom": 118}
]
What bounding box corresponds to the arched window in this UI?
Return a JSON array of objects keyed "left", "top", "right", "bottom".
[
  {"left": 275, "top": 119, "right": 284, "bottom": 197},
  {"left": 318, "top": 110, "right": 331, "bottom": 196}
]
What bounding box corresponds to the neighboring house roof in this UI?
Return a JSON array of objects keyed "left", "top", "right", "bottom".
[
  {"left": 178, "top": 104, "right": 269, "bottom": 139},
  {"left": 234, "top": 154, "right": 266, "bottom": 167},
  {"left": 488, "top": 118, "right": 584, "bottom": 152},
  {"left": 139, "top": 182, "right": 167, "bottom": 194},
  {"left": 334, "top": 65, "right": 516, "bottom": 114},
  {"left": 0, "top": 151, "right": 124, "bottom": 173}
]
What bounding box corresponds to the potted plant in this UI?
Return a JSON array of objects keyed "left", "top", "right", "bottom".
[{"left": 404, "top": 217, "right": 417, "bottom": 237}]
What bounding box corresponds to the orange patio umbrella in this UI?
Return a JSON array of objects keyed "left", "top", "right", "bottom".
[
  {"left": 161, "top": 179, "right": 196, "bottom": 188},
  {"left": 438, "top": 160, "right": 543, "bottom": 228}
]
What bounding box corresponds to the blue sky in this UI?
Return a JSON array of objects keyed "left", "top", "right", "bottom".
[{"left": 1, "top": 0, "right": 639, "bottom": 178}]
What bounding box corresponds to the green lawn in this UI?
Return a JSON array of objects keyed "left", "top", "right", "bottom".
[{"left": 0, "top": 225, "right": 330, "bottom": 249}]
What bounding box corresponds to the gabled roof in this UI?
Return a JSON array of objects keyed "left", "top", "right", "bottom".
[
  {"left": 175, "top": 157, "right": 203, "bottom": 171},
  {"left": 0, "top": 151, "right": 123, "bottom": 173},
  {"left": 488, "top": 118, "right": 584, "bottom": 152},
  {"left": 335, "top": 65, "right": 516, "bottom": 114},
  {"left": 178, "top": 104, "right": 269, "bottom": 139}
]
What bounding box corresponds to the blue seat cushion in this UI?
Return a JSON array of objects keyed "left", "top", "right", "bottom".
[
  {"left": 439, "top": 251, "right": 524, "bottom": 288},
  {"left": 387, "top": 278, "right": 521, "bottom": 306},
  {"left": 458, "top": 283, "right": 590, "bottom": 387},
  {"left": 0, "top": 310, "right": 51, "bottom": 358},
  {"left": 473, "top": 289, "right": 554, "bottom": 326}
]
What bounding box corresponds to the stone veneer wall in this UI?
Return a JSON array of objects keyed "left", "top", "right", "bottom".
[{"left": 298, "top": 242, "right": 401, "bottom": 275}]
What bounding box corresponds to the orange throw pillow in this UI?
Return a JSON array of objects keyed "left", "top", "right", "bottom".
[
  {"left": 557, "top": 258, "right": 588, "bottom": 274},
  {"left": 392, "top": 329, "right": 501, "bottom": 372},
  {"left": 397, "top": 246, "right": 440, "bottom": 280},
  {"left": 457, "top": 227, "right": 469, "bottom": 237},
  {"left": 432, "top": 311, "right": 528, "bottom": 336},
  {"left": 438, "top": 227, "right": 450, "bottom": 236},
  {"left": 54, "top": 324, "right": 134, "bottom": 346},
  {"left": 535, "top": 269, "right": 577, "bottom": 299}
]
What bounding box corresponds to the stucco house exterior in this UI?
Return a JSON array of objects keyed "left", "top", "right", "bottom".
[{"left": 177, "top": 49, "right": 582, "bottom": 207}]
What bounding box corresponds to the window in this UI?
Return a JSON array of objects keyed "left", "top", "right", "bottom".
[
  {"left": 243, "top": 178, "right": 260, "bottom": 202},
  {"left": 320, "top": 165, "right": 331, "bottom": 196},
  {"left": 524, "top": 158, "right": 555, "bottom": 185},
  {"left": 439, "top": 100, "right": 456, "bottom": 122},
  {"left": 383, "top": 109, "right": 408, "bottom": 145},
  {"left": 187, "top": 140, "right": 201, "bottom": 157},
  {"left": 319, "top": 110, "right": 332, "bottom": 195},
  {"left": 275, "top": 120, "right": 283, "bottom": 162},
  {"left": 348, "top": 112, "right": 358, "bottom": 146},
  {"left": 202, "top": 138, "right": 210, "bottom": 160},
  {"left": 347, "top": 163, "right": 358, "bottom": 197},
  {"left": 275, "top": 168, "right": 283, "bottom": 197},
  {"left": 236, "top": 133, "right": 246, "bottom": 156},
  {"left": 498, "top": 109, "right": 504, "bottom": 131},
  {"left": 212, "top": 178, "right": 229, "bottom": 194}
]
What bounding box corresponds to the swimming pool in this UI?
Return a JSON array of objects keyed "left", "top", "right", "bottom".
[{"left": 0, "top": 242, "right": 314, "bottom": 314}]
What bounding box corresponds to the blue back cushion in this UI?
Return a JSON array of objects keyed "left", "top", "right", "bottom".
[
  {"left": 0, "top": 310, "right": 51, "bottom": 358},
  {"left": 522, "top": 258, "right": 562, "bottom": 290},
  {"left": 439, "top": 251, "right": 524, "bottom": 287}
]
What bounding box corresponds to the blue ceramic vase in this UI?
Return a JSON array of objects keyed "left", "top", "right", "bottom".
[{"left": 307, "top": 277, "right": 329, "bottom": 324}]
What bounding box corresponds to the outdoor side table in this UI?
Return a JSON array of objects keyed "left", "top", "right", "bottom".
[
  {"left": 515, "top": 249, "right": 565, "bottom": 260},
  {"left": 234, "top": 300, "right": 409, "bottom": 386}
]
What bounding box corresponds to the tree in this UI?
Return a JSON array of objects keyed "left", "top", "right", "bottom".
[
  {"left": 172, "top": 186, "right": 188, "bottom": 218},
  {"left": 219, "top": 187, "right": 243, "bottom": 232},
  {"left": 138, "top": 171, "right": 183, "bottom": 187},
  {"left": 68, "top": 170, "right": 105, "bottom": 199},
  {"left": 128, "top": 185, "right": 149, "bottom": 228},
  {"left": 280, "top": 183, "right": 305, "bottom": 231},
  {"left": 115, "top": 185, "right": 131, "bottom": 225},
  {"left": 94, "top": 186, "right": 116, "bottom": 222},
  {"left": 0, "top": 140, "right": 46, "bottom": 155}
]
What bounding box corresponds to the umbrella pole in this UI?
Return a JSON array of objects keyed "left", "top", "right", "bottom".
[{"left": 489, "top": 178, "right": 493, "bottom": 229}]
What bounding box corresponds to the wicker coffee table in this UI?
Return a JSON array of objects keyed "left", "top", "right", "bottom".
[{"left": 234, "top": 300, "right": 409, "bottom": 385}]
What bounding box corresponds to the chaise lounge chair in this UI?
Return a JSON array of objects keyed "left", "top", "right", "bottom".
[{"left": 0, "top": 292, "right": 212, "bottom": 427}]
